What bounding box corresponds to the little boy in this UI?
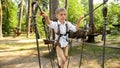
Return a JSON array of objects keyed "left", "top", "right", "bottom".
[{"left": 40, "top": 8, "right": 83, "bottom": 68}]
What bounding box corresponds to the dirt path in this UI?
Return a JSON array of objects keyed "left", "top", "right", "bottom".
[{"left": 0, "top": 37, "right": 120, "bottom": 68}]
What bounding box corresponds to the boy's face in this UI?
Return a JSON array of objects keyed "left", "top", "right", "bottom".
[{"left": 56, "top": 11, "right": 67, "bottom": 23}]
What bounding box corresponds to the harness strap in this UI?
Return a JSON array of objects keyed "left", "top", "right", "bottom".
[
  {"left": 56, "top": 23, "right": 69, "bottom": 35},
  {"left": 66, "top": 24, "right": 69, "bottom": 34},
  {"left": 57, "top": 24, "right": 60, "bottom": 35},
  {"left": 60, "top": 34, "right": 67, "bottom": 36},
  {"left": 55, "top": 22, "right": 69, "bottom": 48},
  {"left": 57, "top": 24, "right": 61, "bottom": 43},
  {"left": 56, "top": 23, "right": 69, "bottom": 42}
]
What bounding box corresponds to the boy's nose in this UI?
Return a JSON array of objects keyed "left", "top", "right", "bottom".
[{"left": 62, "top": 15, "right": 66, "bottom": 17}]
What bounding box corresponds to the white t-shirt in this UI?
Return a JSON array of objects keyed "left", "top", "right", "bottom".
[{"left": 48, "top": 20, "right": 76, "bottom": 47}]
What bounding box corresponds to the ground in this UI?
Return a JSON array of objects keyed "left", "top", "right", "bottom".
[{"left": 0, "top": 35, "right": 120, "bottom": 68}]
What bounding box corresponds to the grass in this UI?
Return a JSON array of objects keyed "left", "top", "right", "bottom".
[
  {"left": 42, "top": 43, "right": 120, "bottom": 68},
  {"left": 0, "top": 42, "right": 48, "bottom": 53},
  {"left": 42, "top": 43, "right": 120, "bottom": 59},
  {"left": 108, "top": 34, "right": 120, "bottom": 39},
  {"left": 70, "top": 44, "right": 120, "bottom": 56}
]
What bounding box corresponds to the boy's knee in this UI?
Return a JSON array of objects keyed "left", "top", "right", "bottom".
[{"left": 61, "top": 58, "right": 66, "bottom": 64}]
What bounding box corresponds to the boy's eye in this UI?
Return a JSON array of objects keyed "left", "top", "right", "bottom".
[
  {"left": 60, "top": 14, "right": 63, "bottom": 16},
  {"left": 60, "top": 14, "right": 66, "bottom": 16},
  {"left": 64, "top": 14, "right": 66, "bottom": 16}
]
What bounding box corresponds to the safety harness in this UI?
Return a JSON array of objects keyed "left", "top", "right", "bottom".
[{"left": 55, "top": 22, "right": 69, "bottom": 48}]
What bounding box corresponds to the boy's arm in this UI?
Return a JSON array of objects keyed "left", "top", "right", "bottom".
[
  {"left": 40, "top": 11, "right": 51, "bottom": 25},
  {"left": 76, "top": 16, "right": 84, "bottom": 31}
]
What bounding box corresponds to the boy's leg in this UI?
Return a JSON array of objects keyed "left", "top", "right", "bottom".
[
  {"left": 56, "top": 45, "right": 66, "bottom": 68},
  {"left": 63, "top": 45, "right": 69, "bottom": 58}
]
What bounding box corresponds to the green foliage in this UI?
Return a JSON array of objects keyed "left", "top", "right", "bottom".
[
  {"left": 93, "top": 2, "right": 120, "bottom": 33},
  {"left": 107, "top": 3, "right": 120, "bottom": 35},
  {"left": 2, "top": 0, "right": 18, "bottom": 36},
  {"left": 2, "top": 0, "right": 120, "bottom": 37},
  {"left": 111, "top": 29, "right": 120, "bottom": 35},
  {"left": 36, "top": 14, "right": 46, "bottom": 38},
  {"left": 94, "top": 4, "right": 103, "bottom": 31},
  {"left": 80, "top": 0, "right": 88, "bottom": 11},
  {"left": 68, "top": 0, "right": 85, "bottom": 25},
  {"left": 41, "top": 0, "right": 48, "bottom": 10},
  {"left": 108, "top": 3, "right": 120, "bottom": 25}
]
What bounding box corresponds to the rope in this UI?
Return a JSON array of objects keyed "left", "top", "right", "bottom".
[
  {"left": 42, "top": 18, "right": 55, "bottom": 68},
  {"left": 31, "top": 1, "right": 41, "bottom": 68},
  {"left": 34, "top": 1, "right": 56, "bottom": 68}
]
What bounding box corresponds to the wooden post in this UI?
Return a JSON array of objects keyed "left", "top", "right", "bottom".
[
  {"left": 49, "top": 0, "right": 59, "bottom": 21},
  {"left": 65, "top": 0, "right": 68, "bottom": 10},
  {"left": 18, "top": 0, "right": 24, "bottom": 32},
  {"left": 87, "top": 0, "right": 95, "bottom": 43},
  {"left": 26, "top": 0, "right": 31, "bottom": 38},
  {"left": 0, "top": 0, "right": 2, "bottom": 38}
]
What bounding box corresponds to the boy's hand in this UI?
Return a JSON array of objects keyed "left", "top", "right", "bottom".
[
  {"left": 80, "top": 16, "right": 84, "bottom": 20},
  {"left": 40, "top": 11, "right": 51, "bottom": 25},
  {"left": 40, "top": 11, "right": 48, "bottom": 18},
  {"left": 40, "top": 11, "right": 44, "bottom": 15}
]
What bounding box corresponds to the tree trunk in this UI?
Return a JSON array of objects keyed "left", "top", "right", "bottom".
[
  {"left": 65, "top": 0, "right": 68, "bottom": 10},
  {"left": 65, "top": 0, "right": 68, "bottom": 20},
  {"left": 5, "top": 0, "right": 9, "bottom": 20},
  {"left": 87, "top": 0, "right": 95, "bottom": 43},
  {"left": 26, "top": 0, "right": 31, "bottom": 38},
  {"left": 0, "top": 0, "right": 2, "bottom": 38},
  {"left": 18, "top": 0, "right": 24, "bottom": 32},
  {"left": 49, "top": 0, "right": 59, "bottom": 40},
  {"left": 49, "top": 0, "right": 59, "bottom": 21}
]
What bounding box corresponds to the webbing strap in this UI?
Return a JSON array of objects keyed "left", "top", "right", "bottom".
[
  {"left": 56, "top": 23, "right": 69, "bottom": 43},
  {"left": 57, "top": 24, "right": 60, "bottom": 43},
  {"left": 66, "top": 24, "right": 68, "bottom": 33}
]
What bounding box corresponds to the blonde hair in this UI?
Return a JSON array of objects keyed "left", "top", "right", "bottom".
[{"left": 55, "top": 8, "right": 67, "bottom": 15}]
